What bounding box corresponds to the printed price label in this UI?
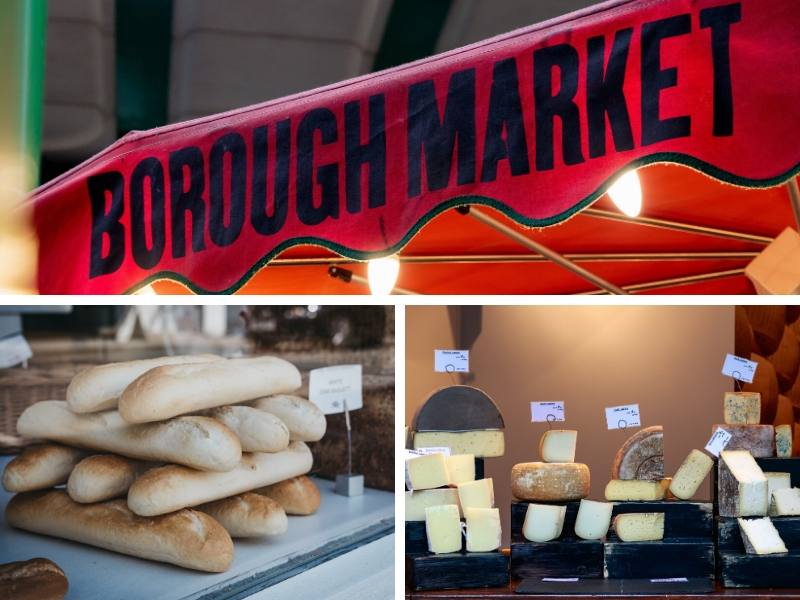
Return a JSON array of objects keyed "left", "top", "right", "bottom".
[
  {"left": 434, "top": 349, "right": 469, "bottom": 373},
  {"left": 721, "top": 353, "right": 758, "bottom": 383},
  {"left": 531, "top": 401, "right": 566, "bottom": 422},
  {"left": 542, "top": 578, "right": 579, "bottom": 582},
  {"left": 410, "top": 447, "right": 451, "bottom": 457},
  {"left": 605, "top": 404, "right": 641, "bottom": 430},
  {"left": 705, "top": 427, "right": 733, "bottom": 457},
  {"left": 308, "top": 365, "right": 362, "bottom": 415},
  {"left": 650, "top": 578, "right": 689, "bottom": 583},
  {"left": 0, "top": 334, "right": 32, "bottom": 369}
]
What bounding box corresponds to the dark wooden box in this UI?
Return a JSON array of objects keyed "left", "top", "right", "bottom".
[
  {"left": 755, "top": 457, "right": 800, "bottom": 486},
  {"left": 611, "top": 501, "right": 713, "bottom": 538},
  {"left": 719, "top": 552, "right": 800, "bottom": 588},
  {"left": 717, "top": 516, "right": 800, "bottom": 553},
  {"left": 509, "top": 501, "right": 580, "bottom": 543},
  {"left": 509, "top": 539, "right": 604, "bottom": 580},
  {"left": 407, "top": 551, "right": 509, "bottom": 591},
  {"left": 604, "top": 536, "right": 715, "bottom": 579}
]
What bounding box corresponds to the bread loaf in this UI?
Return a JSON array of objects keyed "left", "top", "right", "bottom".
[
  {"left": 67, "top": 454, "right": 150, "bottom": 503},
  {"left": 2, "top": 444, "right": 86, "bottom": 493},
  {"left": 119, "top": 357, "right": 301, "bottom": 423},
  {"left": 6, "top": 490, "right": 233, "bottom": 572},
  {"left": 248, "top": 395, "right": 327, "bottom": 442},
  {"left": 128, "top": 441, "right": 313, "bottom": 516},
  {"left": 254, "top": 475, "right": 321, "bottom": 515},
  {"left": 207, "top": 406, "right": 290, "bottom": 452},
  {"left": 197, "top": 492, "right": 288, "bottom": 537},
  {"left": 17, "top": 401, "right": 241, "bottom": 472},
  {"left": 0, "top": 558, "right": 68, "bottom": 600},
  {"left": 66, "top": 354, "right": 222, "bottom": 413}
]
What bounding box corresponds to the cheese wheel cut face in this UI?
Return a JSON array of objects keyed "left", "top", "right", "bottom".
[
  {"left": 613, "top": 512, "right": 664, "bottom": 542},
  {"left": 413, "top": 430, "right": 505, "bottom": 457},
  {"left": 738, "top": 517, "right": 788, "bottom": 555},
  {"left": 511, "top": 462, "right": 589, "bottom": 502},
  {"left": 522, "top": 503, "right": 566, "bottom": 542},
  {"left": 612, "top": 426, "right": 663, "bottom": 481},
  {"left": 574, "top": 499, "right": 612, "bottom": 540}
]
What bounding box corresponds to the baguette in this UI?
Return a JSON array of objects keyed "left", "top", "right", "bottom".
[
  {"left": 128, "top": 441, "right": 313, "bottom": 516},
  {"left": 2, "top": 444, "right": 87, "bottom": 493},
  {"left": 0, "top": 558, "right": 68, "bottom": 600},
  {"left": 207, "top": 406, "right": 290, "bottom": 452},
  {"left": 67, "top": 354, "right": 222, "bottom": 413},
  {"left": 248, "top": 395, "right": 327, "bottom": 442},
  {"left": 119, "top": 356, "right": 302, "bottom": 423},
  {"left": 67, "top": 454, "right": 151, "bottom": 503},
  {"left": 17, "top": 401, "right": 241, "bottom": 472},
  {"left": 6, "top": 490, "right": 233, "bottom": 572},
  {"left": 255, "top": 475, "right": 321, "bottom": 515},
  {"left": 197, "top": 492, "right": 288, "bottom": 538}
]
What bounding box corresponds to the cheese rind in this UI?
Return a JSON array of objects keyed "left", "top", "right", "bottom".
[
  {"left": 770, "top": 487, "right": 800, "bottom": 516},
  {"left": 413, "top": 431, "right": 504, "bottom": 457},
  {"left": 738, "top": 517, "right": 788, "bottom": 555},
  {"left": 718, "top": 450, "right": 768, "bottom": 517},
  {"left": 522, "top": 503, "right": 566, "bottom": 542},
  {"left": 465, "top": 507, "right": 501, "bottom": 552},
  {"left": 724, "top": 392, "right": 761, "bottom": 425},
  {"left": 612, "top": 426, "right": 664, "bottom": 481},
  {"left": 669, "top": 449, "right": 714, "bottom": 500},
  {"left": 604, "top": 479, "right": 666, "bottom": 501},
  {"left": 406, "top": 453, "right": 449, "bottom": 490},
  {"left": 405, "top": 489, "right": 462, "bottom": 521},
  {"left": 713, "top": 424, "right": 775, "bottom": 457},
  {"left": 511, "top": 462, "right": 589, "bottom": 501},
  {"left": 446, "top": 454, "right": 475, "bottom": 486},
  {"left": 575, "top": 499, "right": 612, "bottom": 540},
  {"left": 613, "top": 512, "right": 664, "bottom": 542},
  {"left": 539, "top": 430, "right": 577, "bottom": 463},
  {"left": 457, "top": 478, "right": 494, "bottom": 510},
  {"left": 776, "top": 424, "right": 793, "bottom": 458},
  {"left": 425, "top": 504, "right": 462, "bottom": 554}
]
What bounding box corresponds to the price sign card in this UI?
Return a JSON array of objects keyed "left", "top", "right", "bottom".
[
  {"left": 721, "top": 353, "right": 758, "bottom": 383},
  {"left": 309, "top": 365, "right": 362, "bottom": 415},
  {"left": 705, "top": 427, "right": 733, "bottom": 457},
  {"left": 0, "top": 334, "right": 32, "bottom": 369},
  {"left": 409, "top": 447, "right": 451, "bottom": 457},
  {"left": 605, "top": 404, "right": 641, "bottom": 430},
  {"left": 531, "top": 401, "right": 565, "bottom": 422},
  {"left": 434, "top": 349, "right": 469, "bottom": 372}
]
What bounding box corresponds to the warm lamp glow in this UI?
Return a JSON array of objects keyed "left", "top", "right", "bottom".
[
  {"left": 608, "top": 169, "right": 642, "bottom": 217},
  {"left": 367, "top": 256, "right": 400, "bottom": 295}
]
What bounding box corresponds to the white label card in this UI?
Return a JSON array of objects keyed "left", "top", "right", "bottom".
[
  {"left": 0, "top": 334, "right": 32, "bottom": 369},
  {"left": 705, "top": 427, "right": 733, "bottom": 457},
  {"left": 434, "top": 349, "right": 469, "bottom": 373},
  {"left": 411, "top": 447, "right": 451, "bottom": 457},
  {"left": 531, "top": 401, "right": 565, "bottom": 422},
  {"left": 721, "top": 353, "right": 758, "bottom": 383},
  {"left": 650, "top": 578, "right": 689, "bottom": 583},
  {"left": 605, "top": 404, "right": 641, "bottom": 430},
  {"left": 308, "top": 365, "right": 362, "bottom": 415},
  {"left": 542, "top": 578, "right": 579, "bottom": 582}
]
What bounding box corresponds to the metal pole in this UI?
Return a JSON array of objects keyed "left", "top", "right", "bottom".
[
  {"left": 787, "top": 177, "right": 800, "bottom": 231},
  {"left": 579, "top": 268, "right": 746, "bottom": 294}
]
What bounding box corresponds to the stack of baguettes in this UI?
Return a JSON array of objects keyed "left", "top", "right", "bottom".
[{"left": 1, "top": 354, "right": 327, "bottom": 573}]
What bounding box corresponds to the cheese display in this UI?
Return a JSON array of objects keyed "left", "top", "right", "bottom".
[
  {"left": 718, "top": 450, "right": 768, "bottom": 517},
  {"left": 510, "top": 462, "right": 590, "bottom": 501},
  {"left": 539, "top": 430, "right": 577, "bottom": 463},
  {"left": 770, "top": 487, "right": 800, "bottom": 516},
  {"left": 611, "top": 426, "right": 664, "bottom": 481},
  {"left": 613, "top": 512, "right": 665, "bottom": 542},
  {"left": 424, "top": 504, "right": 462, "bottom": 554},
  {"left": 574, "top": 499, "right": 613, "bottom": 540},
  {"left": 446, "top": 454, "right": 475, "bottom": 486},
  {"left": 522, "top": 503, "right": 566, "bottom": 542},
  {"left": 406, "top": 453, "right": 449, "bottom": 490},
  {"left": 604, "top": 479, "right": 667, "bottom": 501},
  {"left": 712, "top": 424, "right": 775, "bottom": 457},
  {"left": 776, "top": 424, "right": 793, "bottom": 458},
  {"left": 738, "top": 517, "right": 788, "bottom": 555},
  {"left": 406, "top": 489, "right": 462, "bottom": 521},
  {"left": 457, "top": 477, "right": 494, "bottom": 510},
  {"left": 465, "top": 507, "right": 501, "bottom": 552},
  {"left": 723, "top": 392, "right": 761, "bottom": 425},
  {"left": 766, "top": 472, "right": 792, "bottom": 516},
  {"left": 412, "top": 431, "right": 505, "bottom": 457},
  {"left": 669, "top": 449, "right": 714, "bottom": 500}
]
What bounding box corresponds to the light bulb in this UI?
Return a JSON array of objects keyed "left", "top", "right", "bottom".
[
  {"left": 608, "top": 169, "right": 642, "bottom": 217},
  {"left": 367, "top": 256, "right": 400, "bottom": 295}
]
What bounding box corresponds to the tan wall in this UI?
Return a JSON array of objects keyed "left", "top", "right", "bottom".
[{"left": 406, "top": 305, "right": 734, "bottom": 546}]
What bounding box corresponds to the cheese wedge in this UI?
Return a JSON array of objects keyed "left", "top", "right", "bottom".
[
  {"left": 425, "top": 504, "right": 462, "bottom": 554},
  {"left": 457, "top": 478, "right": 494, "bottom": 510},
  {"left": 465, "top": 507, "right": 501, "bottom": 552},
  {"left": 406, "top": 453, "right": 449, "bottom": 490},
  {"left": 574, "top": 499, "right": 612, "bottom": 540},
  {"left": 770, "top": 487, "right": 800, "bottom": 516},
  {"left": 605, "top": 479, "right": 666, "bottom": 501},
  {"left": 776, "top": 424, "right": 793, "bottom": 458},
  {"left": 669, "top": 449, "right": 713, "bottom": 500},
  {"left": 718, "top": 450, "right": 768, "bottom": 517},
  {"left": 724, "top": 392, "right": 761, "bottom": 425},
  {"left": 766, "top": 472, "right": 792, "bottom": 516},
  {"left": 511, "top": 462, "right": 589, "bottom": 501},
  {"left": 539, "top": 430, "right": 577, "bottom": 463},
  {"left": 446, "top": 454, "right": 475, "bottom": 486},
  {"left": 613, "top": 512, "right": 664, "bottom": 542},
  {"left": 413, "top": 431, "right": 504, "bottom": 457},
  {"left": 738, "top": 517, "right": 788, "bottom": 555},
  {"left": 522, "top": 503, "right": 566, "bottom": 542},
  {"left": 405, "top": 489, "right": 462, "bottom": 521}
]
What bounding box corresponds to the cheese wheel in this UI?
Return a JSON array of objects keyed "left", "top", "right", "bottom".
[
  {"left": 611, "top": 426, "right": 663, "bottom": 481},
  {"left": 511, "top": 462, "right": 589, "bottom": 501}
]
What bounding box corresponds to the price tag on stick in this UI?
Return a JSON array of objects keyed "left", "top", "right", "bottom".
[
  {"left": 531, "top": 402, "right": 565, "bottom": 423},
  {"left": 721, "top": 353, "right": 758, "bottom": 383},
  {"left": 309, "top": 365, "right": 362, "bottom": 414},
  {"left": 605, "top": 404, "right": 641, "bottom": 430},
  {"left": 434, "top": 350, "right": 469, "bottom": 373},
  {"left": 705, "top": 427, "right": 733, "bottom": 457}
]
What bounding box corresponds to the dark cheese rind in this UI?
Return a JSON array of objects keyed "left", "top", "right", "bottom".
[{"left": 411, "top": 386, "right": 504, "bottom": 432}]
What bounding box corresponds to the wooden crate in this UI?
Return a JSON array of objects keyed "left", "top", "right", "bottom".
[{"left": 407, "top": 551, "right": 508, "bottom": 591}]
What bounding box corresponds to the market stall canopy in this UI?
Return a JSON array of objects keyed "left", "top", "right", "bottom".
[{"left": 29, "top": 0, "right": 800, "bottom": 294}]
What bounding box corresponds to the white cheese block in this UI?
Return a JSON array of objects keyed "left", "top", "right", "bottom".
[
  {"left": 457, "top": 478, "right": 494, "bottom": 510},
  {"left": 446, "top": 454, "right": 475, "bottom": 486},
  {"left": 766, "top": 472, "right": 792, "bottom": 516},
  {"left": 406, "top": 453, "right": 449, "bottom": 491},
  {"left": 574, "top": 499, "right": 613, "bottom": 540},
  {"left": 613, "top": 512, "right": 664, "bottom": 542},
  {"left": 604, "top": 479, "right": 668, "bottom": 501},
  {"left": 669, "top": 449, "right": 714, "bottom": 500},
  {"left": 405, "top": 489, "right": 462, "bottom": 521},
  {"left": 724, "top": 392, "right": 761, "bottom": 425},
  {"left": 776, "top": 424, "right": 793, "bottom": 458},
  {"left": 718, "top": 450, "right": 768, "bottom": 517},
  {"left": 465, "top": 507, "right": 501, "bottom": 552},
  {"left": 522, "top": 503, "right": 566, "bottom": 542},
  {"left": 425, "top": 504, "right": 462, "bottom": 554},
  {"left": 738, "top": 517, "right": 788, "bottom": 554},
  {"left": 413, "top": 430, "right": 504, "bottom": 457},
  {"left": 770, "top": 487, "right": 800, "bottom": 516},
  {"left": 539, "top": 430, "right": 577, "bottom": 463}
]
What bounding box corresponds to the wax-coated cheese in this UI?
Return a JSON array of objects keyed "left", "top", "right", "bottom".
[
  {"left": 724, "top": 392, "right": 761, "bottom": 425},
  {"left": 612, "top": 426, "right": 663, "bottom": 481},
  {"left": 613, "top": 512, "right": 664, "bottom": 542},
  {"left": 457, "top": 478, "right": 494, "bottom": 510},
  {"left": 406, "top": 453, "right": 449, "bottom": 490},
  {"left": 718, "top": 450, "right": 768, "bottom": 517},
  {"left": 413, "top": 430, "right": 504, "bottom": 457},
  {"left": 770, "top": 487, "right": 800, "bottom": 516},
  {"left": 713, "top": 424, "right": 775, "bottom": 457},
  {"left": 574, "top": 499, "right": 613, "bottom": 540},
  {"left": 539, "top": 430, "right": 577, "bottom": 463},
  {"left": 425, "top": 504, "right": 462, "bottom": 554},
  {"left": 405, "top": 489, "right": 462, "bottom": 521},
  {"left": 465, "top": 507, "right": 501, "bottom": 552},
  {"left": 604, "top": 479, "right": 667, "bottom": 501},
  {"left": 669, "top": 449, "right": 714, "bottom": 500},
  {"left": 522, "top": 503, "right": 566, "bottom": 542},
  {"left": 738, "top": 517, "right": 788, "bottom": 555},
  {"left": 446, "top": 454, "right": 475, "bottom": 486},
  {"left": 776, "top": 424, "right": 793, "bottom": 458},
  {"left": 510, "top": 462, "right": 589, "bottom": 501},
  {"left": 766, "top": 472, "right": 792, "bottom": 516}
]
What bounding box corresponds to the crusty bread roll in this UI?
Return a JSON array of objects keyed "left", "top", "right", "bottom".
[
  {"left": 207, "top": 406, "right": 290, "bottom": 452},
  {"left": 67, "top": 454, "right": 151, "bottom": 503},
  {"left": 255, "top": 475, "right": 321, "bottom": 515},
  {"left": 67, "top": 354, "right": 222, "bottom": 413},
  {"left": 0, "top": 558, "right": 68, "bottom": 600},
  {"left": 128, "top": 441, "right": 313, "bottom": 516},
  {"left": 2, "top": 444, "right": 87, "bottom": 493},
  {"left": 248, "top": 395, "right": 327, "bottom": 442},
  {"left": 6, "top": 490, "right": 233, "bottom": 572},
  {"left": 197, "top": 492, "right": 288, "bottom": 538},
  {"left": 17, "top": 401, "right": 241, "bottom": 472}
]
